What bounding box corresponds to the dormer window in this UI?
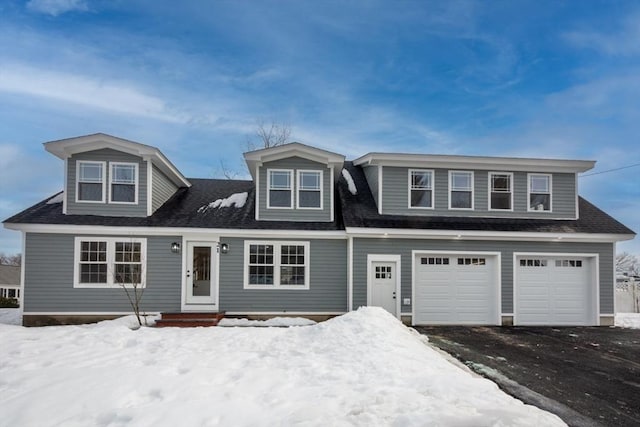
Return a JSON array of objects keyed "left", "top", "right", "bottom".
[
  {"left": 528, "top": 174, "right": 552, "bottom": 211},
  {"left": 110, "top": 163, "right": 138, "bottom": 204},
  {"left": 449, "top": 171, "right": 474, "bottom": 210},
  {"left": 297, "top": 170, "right": 322, "bottom": 209},
  {"left": 268, "top": 169, "right": 293, "bottom": 208},
  {"left": 489, "top": 172, "right": 513, "bottom": 211},
  {"left": 77, "top": 161, "right": 105, "bottom": 202},
  {"left": 409, "top": 169, "right": 434, "bottom": 209}
]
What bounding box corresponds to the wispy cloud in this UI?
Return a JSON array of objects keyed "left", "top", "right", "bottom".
[
  {"left": 26, "top": 0, "right": 88, "bottom": 16},
  {"left": 563, "top": 11, "right": 640, "bottom": 56}
]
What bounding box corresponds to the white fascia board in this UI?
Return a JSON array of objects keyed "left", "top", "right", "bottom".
[
  {"left": 345, "top": 227, "right": 634, "bottom": 243},
  {"left": 3, "top": 222, "right": 348, "bottom": 239},
  {"left": 352, "top": 153, "right": 595, "bottom": 173}
]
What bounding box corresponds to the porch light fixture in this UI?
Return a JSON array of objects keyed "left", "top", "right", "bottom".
[
  {"left": 220, "top": 243, "right": 229, "bottom": 254},
  {"left": 170, "top": 242, "right": 181, "bottom": 253}
]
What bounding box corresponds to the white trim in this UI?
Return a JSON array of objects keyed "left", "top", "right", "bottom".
[
  {"left": 352, "top": 152, "right": 595, "bottom": 173},
  {"left": 73, "top": 237, "right": 147, "bottom": 289},
  {"left": 378, "top": 165, "right": 383, "bottom": 215},
  {"left": 243, "top": 240, "right": 311, "bottom": 290},
  {"left": 329, "top": 165, "right": 335, "bottom": 222},
  {"left": 255, "top": 164, "right": 260, "bottom": 220},
  {"left": 488, "top": 171, "right": 514, "bottom": 212},
  {"left": 296, "top": 169, "right": 323, "bottom": 210},
  {"left": 408, "top": 169, "right": 434, "bottom": 210},
  {"left": 527, "top": 173, "right": 553, "bottom": 212},
  {"left": 75, "top": 160, "right": 106, "bottom": 203},
  {"left": 62, "top": 158, "right": 68, "bottom": 214},
  {"left": 108, "top": 162, "right": 139, "bottom": 205},
  {"left": 575, "top": 173, "right": 580, "bottom": 220},
  {"left": 367, "top": 254, "right": 402, "bottom": 319},
  {"left": 225, "top": 311, "right": 345, "bottom": 316},
  {"left": 513, "top": 252, "right": 600, "bottom": 326},
  {"left": 448, "top": 170, "right": 474, "bottom": 210},
  {"left": 266, "top": 169, "right": 294, "bottom": 209},
  {"left": 183, "top": 240, "right": 219, "bottom": 307},
  {"left": 347, "top": 236, "right": 353, "bottom": 311},
  {"left": 146, "top": 159, "right": 153, "bottom": 216},
  {"left": 411, "top": 250, "right": 501, "bottom": 326}
]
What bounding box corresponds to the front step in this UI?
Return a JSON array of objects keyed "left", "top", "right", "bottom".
[{"left": 156, "top": 311, "right": 225, "bottom": 328}]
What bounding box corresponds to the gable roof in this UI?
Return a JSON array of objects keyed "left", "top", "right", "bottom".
[
  {"left": 0, "top": 265, "right": 20, "bottom": 286},
  {"left": 44, "top": 133, "right": 191, "bottom": 188}
]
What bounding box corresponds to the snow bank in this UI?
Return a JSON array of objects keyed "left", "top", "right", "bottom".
[
  {"left": 46, "top": 192, "right": 64, "bottom": 204},
  {"left": 197, "top": 191, "right": 248, "bottom": 213},
  {"left": 218, "top": 316, "right": 316, "bottom": 327},
  {"left": 342, "top": 168, "right": 357, "bottom": 195},
  {"left": 0, "top": 307, "right": 564, "bottom": 426},
  {"left": 0, "top": 308, "right": 22, "bottom": 325},
  {"left": 615, "top": 313, "right": 640, "bottom": 329}
]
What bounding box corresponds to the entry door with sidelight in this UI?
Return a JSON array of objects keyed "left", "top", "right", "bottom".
[
  {"left": 186, "top": 242, "right": 217, "bottom": 305},
  {"left": 371, "top": 262, "right": 397, "bottom": 316}
]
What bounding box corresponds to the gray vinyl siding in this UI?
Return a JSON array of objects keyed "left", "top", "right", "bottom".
[
  {"left": 23, "top": 233, "right": 182, "bottom": 312},
  {"left": 258, "top": 157, "right": 332, "bottom": 222},
  {"left": 218, "top": 237, "right": 347, "bottom": 312},
  {"left": 67, "top": 149, "right": 147, "bottom": 217},
  {"left": 151, "top": 164, "right": 178, "bottom": 213},
  {"left": 362, "top": 165, "right": 379, "bottom": 206},
  {"left": 352, "top": 238, "right": 614, "bottom": 314},
  {"left": 380, "top": 167, "right": 576, "bottom": 219}
]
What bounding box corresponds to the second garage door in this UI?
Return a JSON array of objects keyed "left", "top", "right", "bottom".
[{"left": 413, "top": 253, "right": 499, "bottom": 325}]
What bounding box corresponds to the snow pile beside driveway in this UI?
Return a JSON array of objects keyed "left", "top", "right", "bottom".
[
  {"left": 0, "top": 307, "right": 564, "bottom": 426},
  {"left": 0, "top": 308, "right": 21, "bottom": 325},
  {"left": 615, "top": 313, "right": 640, "bottom": 329}
]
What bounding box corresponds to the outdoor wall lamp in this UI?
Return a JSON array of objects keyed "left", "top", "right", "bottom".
[
  {"left": 220, "top": 243, "right": 229, "bottom": 254},
  {"left": 170, "top": 242, "right": 181, "bottom": 254}
]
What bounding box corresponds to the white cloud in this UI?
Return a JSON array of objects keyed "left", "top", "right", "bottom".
[
  {"left": 26, "top": 0, "right": 88, "bottom": 16},
  {"left": 0, "top": 64, "right": 187, "bottom": 123},
  {"left": 563, "top": 12, "right": 640, "bottom": 56}
]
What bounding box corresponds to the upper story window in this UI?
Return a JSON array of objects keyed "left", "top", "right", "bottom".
[
  {"left": 77, "top": 161, "right": 106, "bottom": 203},
  {"left": 409, "top": 169, "right": 433, "bottom": 209},
  {"left": 528, "top": 174, "right": 552, "bottom": 211},
  {"left": 268, "top": 169, "right": 293, "bottom": 209},
  {"left": 297, "top": 170, "right": 323, "bottom": 209},
  {"left": 110, "top": 163, "right": 138, "bottom": 204},
  {"left": 489, "top": 172, "right": 513, "bottom": 211},
  {"left": 449, "top": 171, "right": 474, "bottom": 210}
]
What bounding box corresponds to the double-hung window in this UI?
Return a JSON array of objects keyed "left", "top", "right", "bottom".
[
  {"left": 297, "top": 170, "right": 322, "bottom": 209},
  {"left": 245, "top": 241, "right": 310, "bottom": 289},
  {"left": 110, "top": 163, "right": 138, "bottom": 203},
  {"left": 268, "top": 170, "right": 293, "bottom": 208},
  {"left": 77, "top": 161, "right": 105, "bottom": 202},
  {"left": 528, "top": 174, "right": 552, "bottom": 211},
  {"left": 489, "top": 172, "right": 512, "bottom": 210},
  {"left": 74, "top": 237, "right": 146, "bottom": 288},
  {"left": 449, "top": 171, "right": 474, "bottom": 209},
  {"left": 409, "top": 169, "right": 433, "bottom": 208}
]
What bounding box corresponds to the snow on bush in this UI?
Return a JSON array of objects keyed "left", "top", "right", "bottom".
[
  {"left": 0, "top": 308, "right": 22, "bottom": 325},
  {"left": 342, "top": 168, "right": 357, "bottom": 195},
  {"left": 615, "top": 313, "right": 640, "bottom": 329},
  {"left": 197, "top": 191, "right": 248, "bottom": 213},
  {"left": 0, "top": 307, "right": 564, "bottom": 426},
  {"left": 218, "top": 316, "right": 316, "bottom": 327}
]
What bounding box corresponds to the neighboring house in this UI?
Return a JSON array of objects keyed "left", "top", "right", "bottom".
[
  {"left": 0, "top": 264, "right": 21, "bottom": 305},
  {"left": 3, "top": 133, "right": 635, "bottom": 326}
]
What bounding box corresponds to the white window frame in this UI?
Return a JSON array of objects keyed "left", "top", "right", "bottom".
[
  {"left": 109, "top": 162, "right": 139, "bottom": 205},
  {"left": 488, "top": 171, "right": 513, "bottom": 211},
  {"left": 408, "top": 169, "right": 434, "bottom": 209},
  {"left": 527, "top": 173, "right": 553, "bottom": 212},
  {"left": 73, "top": 237, "right": 147, "bottom": 289},
  {"left": 448, "top": 170, "right": 474, "bottom": 210},
  {"left": 243, "top": 240, "right": 310, "bottom": 290},
  {"left": 76, "top": 161, "right": 106, "bottom": 203},
  {"left": 267, "top": 169, "right": 294, "bottom": 209},
  {"left": 296, "top": 169, "right": 323, "bottom": 210}
]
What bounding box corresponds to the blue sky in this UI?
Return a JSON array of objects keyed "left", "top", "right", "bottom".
[{"left": 1, "top": 0, "right": 639, "bottom": 254}]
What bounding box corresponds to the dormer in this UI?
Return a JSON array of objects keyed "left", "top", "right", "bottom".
[
  {"left": 45, "top": 133, "right": 190, "bottom": 217},
  {"left": 244, "top": 143, "right": 345, "bottom": 222}
]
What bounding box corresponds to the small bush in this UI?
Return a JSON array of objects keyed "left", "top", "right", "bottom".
[{"left": 0, "top": 296, "right": 19, "bottom": 308}]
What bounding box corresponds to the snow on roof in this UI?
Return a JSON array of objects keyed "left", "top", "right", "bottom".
[
  {"left": 197, "top": 192, "right": 248, "bottom": 213},
  {"left": 46, "top": 192, "right": 64, "bottom": 204},
  {"left": 341, "top": 168, "right": 357, "bottom": 195}
]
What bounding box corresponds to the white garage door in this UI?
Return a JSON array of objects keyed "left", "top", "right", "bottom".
[
  {"left": 413, "top": 254, "right": 499, "bottom": 325},
  {"left": 515, "top": 256, "right": 596, "bottom": 326}
]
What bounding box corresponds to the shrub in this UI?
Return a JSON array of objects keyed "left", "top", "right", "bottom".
[{"left": 0, "top": 296, "right": 19, "bottom": 308}]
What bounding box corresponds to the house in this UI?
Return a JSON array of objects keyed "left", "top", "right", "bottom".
[
  {"left": 3, "top": 133, "right": 635, "bottom": 326},
  {"left": 0, "top": 264, "right": 21, "bottom": 306}
]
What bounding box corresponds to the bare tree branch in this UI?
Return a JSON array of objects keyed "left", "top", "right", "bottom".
[
  {"left": 246, "top": 119, "right": 292, "bottom": 151},
  {"left": 0, "top": 253, "right": 21, "bottom": 266}
]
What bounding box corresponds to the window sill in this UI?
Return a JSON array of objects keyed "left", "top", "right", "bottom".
[
  {"left": 74, "top": 283, "right": 147, "bottom": 289},
  {"left": 243, "top": 284, "right": 310, "bottom": 290}
]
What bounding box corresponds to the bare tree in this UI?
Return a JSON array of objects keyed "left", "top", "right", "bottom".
[
  {"left": 113, "top": 243, "right": 147, "bottom": 327},
  {"left": 215, "top": 159, "right": 239, "bottom": 180},
  {"left": 0, "top": 253, "right": 21, "bottom": 266},
  {"left": 246, "top": 119, "right": 292, "bottom": 151},
  {"left": 616, "top": 252, "right": 640, "bottom": 276}
]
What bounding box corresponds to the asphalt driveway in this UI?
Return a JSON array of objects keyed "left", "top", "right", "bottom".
[{"left": 415, "top": 326, "right": 640, "bottom": 427}]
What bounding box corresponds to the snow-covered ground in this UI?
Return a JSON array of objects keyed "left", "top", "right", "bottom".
[
  {"left": 0, "top": 307, "right": 21, "bottom": 325},
  {"left": 615, "top": 312, "right": 640, "bottom": 329},
  {"left": 0, "top": 307, "right": 563, "bottom": 426}
]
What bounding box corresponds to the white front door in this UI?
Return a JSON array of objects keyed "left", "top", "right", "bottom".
[
  {"left": 371, "top": 261, "right": 397, "bottom": 316},
  {"left": 186, "top": 241, "right": 217, "bottom": 305}
]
